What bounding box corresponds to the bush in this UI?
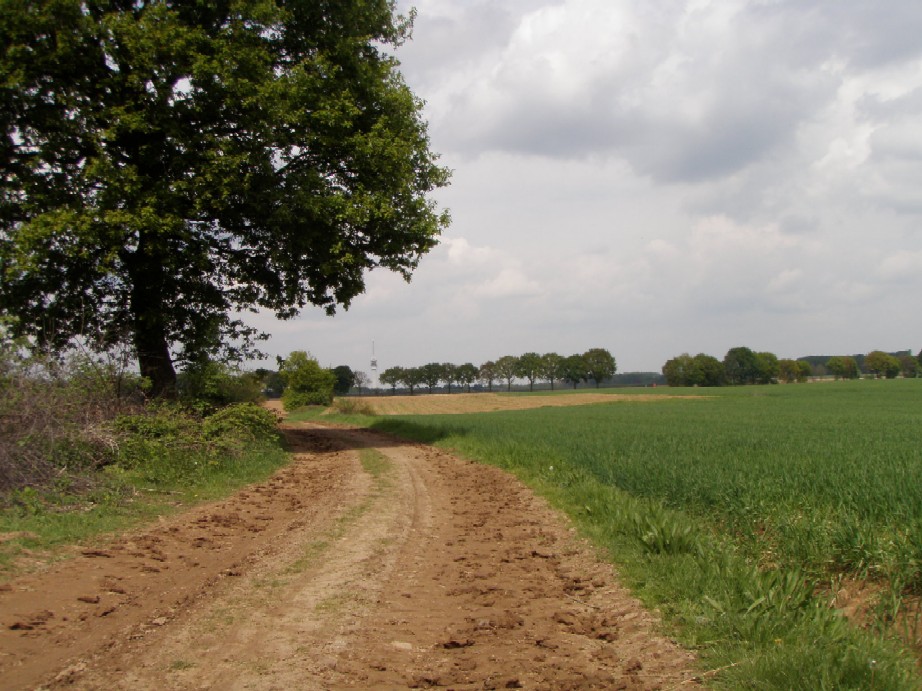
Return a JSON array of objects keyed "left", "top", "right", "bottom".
[
  {"left": 279, "top": 351, "right": 335, "bottom": 409},
  {"left": 177, "top": 360, "right": 264, "bottom": 408},
  {"left": 332, "top": 398, "right": 376, "bottom": 416},
  {"left": 202, "top": 403, "right": 280, "bottom": 444},
  {"left": 0, "top": 350, "right": 139, "bottom": 497}
]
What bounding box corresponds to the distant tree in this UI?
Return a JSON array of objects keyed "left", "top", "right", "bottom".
[
  {"left": 515, "top": 352, "right": 544, "bottom": 392},
  {"left": 441, "top": 363, "right": 459, "bottom": 393},
  {"left": 262, "top": 370, "right": 285, "bottom": 398},
  {"left": 478, "top": 361, "right": 498, "bottom": 392},
  {"left": 379, "top": 367, "right": 404, "bottom": 393},
  {"left": 723, "top": 347, "right": 759, "bottom": 385},
  {"left": 353, "top": 370, "right": 370, "bottom": 394},
  {"left": 662, "top": 353, "right": 696, "bottom": 387},
  {"left": 754, "top": 352, "right": 780, "bottom": 384},
  {"left": 695, "top": 354, "right": 725, "bottom": 387},
  {"left": 419, "top": 363, "right": 442, "bottom": 392},
  {"left": 584, "top": 348, "right": 616, "bottom": 388},
  {"left": 495, "top": 355, "right": 519, "bottom": 392},
  {"left": 456, "top": 363, "right": 479, "bottom": 392},
  {"left": 826, "top": 356, "right": 858, "bottom": 380},
  {"left": 401, "top": 367, "right": 424, "bottom": 395},
  {"left": 662, "top": 353, "right": 723, "bottom": 387},
  {"left": 865, "top": 350, "right": 900, "bottom": 379},
  {"left": 331, "top": 365, "right": 356, "bottom": 395},
  {"left": 280, "top": 351, "right": 336, "bottom": 409},
  {"left": 779, "top": 359, "right": 810, "bottom": 383},
  {"left": 898, "top": 355, "right": 918, "bottom": 379},
  {"left": 541, "top": 353, "right": 565, "bottom": 391},
  {"left": 562, "top": 354, "right": 588, "bottom": 389}
]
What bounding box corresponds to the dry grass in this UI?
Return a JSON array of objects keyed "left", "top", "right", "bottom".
[{"left": 336, "top": 392, "right": 696, "bottom": 416}]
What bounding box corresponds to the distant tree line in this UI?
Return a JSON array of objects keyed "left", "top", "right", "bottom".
[
  {"left": 378, "top": 348, "right": 617, "bottom": 395},
  {"left": 662, "top": 347, "right": 922, "bottom": 387}
]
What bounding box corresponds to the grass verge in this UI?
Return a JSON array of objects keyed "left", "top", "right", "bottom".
[{"left": 0, "top": 404, "right": 289, "bottom": 580}]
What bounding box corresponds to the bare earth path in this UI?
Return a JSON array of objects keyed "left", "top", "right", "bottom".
[{"left": 0, "top": 423, "right": 697, "bottom": 690}]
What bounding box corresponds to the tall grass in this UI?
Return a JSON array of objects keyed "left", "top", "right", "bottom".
[{"left": 363, "top": 380, "right": 922, "bottom": 689}]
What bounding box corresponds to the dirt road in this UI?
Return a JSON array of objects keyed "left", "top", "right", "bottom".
[{"left": 0, "top": 423, "right": 697, "bottom": 690}]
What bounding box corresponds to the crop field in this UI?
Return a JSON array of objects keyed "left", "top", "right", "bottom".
[{"left": 360, "top": 380, "right": 922, "bottom": 688}]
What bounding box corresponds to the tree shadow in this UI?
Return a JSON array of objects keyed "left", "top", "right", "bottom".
[{"left": 279, "top": 420, "right": 463, "bottom": 454}]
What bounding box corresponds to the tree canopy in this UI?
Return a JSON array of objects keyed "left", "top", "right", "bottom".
[
  {"left": 0, "top": 1, "right": 450, "bottom": 396},
  {"left": 583, "top": 347, "right": 616, "bottom": 388}
]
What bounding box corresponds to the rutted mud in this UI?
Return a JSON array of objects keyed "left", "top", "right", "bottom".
[{"left": 0, "top": 423, "right": 697, "bottom": 689}]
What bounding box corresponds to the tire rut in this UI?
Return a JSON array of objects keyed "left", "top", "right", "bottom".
[{"left": 0, "top": 423, "right": 698, "bottom": 690}]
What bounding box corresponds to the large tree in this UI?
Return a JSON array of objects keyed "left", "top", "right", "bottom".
[
  {"left": 540, "top": 352, "right": 564, "bottom": 391},
  {"left": 494, "top": 355, "right": 519, "bottom": 392},
  {"left": 825, "top": 356, "right": 858, "bottom": 380},
  {"left": 583, "top": 347, "right": 616, "bottom": 388},
  {"left": 562, "top": 354, "right": 587, "bottom": 389},
  {"left": 515, "top": 351, "right": 543, "bottom": 392},
  {"left": 865, "top": 350, "right": 900, "bottom": 379},
  {"left": 0, "top": 1, "right": 450, "bottom": 396},
  {"left": 723, "top": 346, "right": 759, "bottom": 385}
]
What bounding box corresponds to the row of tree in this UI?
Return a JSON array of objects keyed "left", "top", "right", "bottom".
[
  {"left": 378, "top": 348, "right": 617, "bottom": 394},
  {"left": 662, "top": 347, "right": 921, "bottom": 387}
]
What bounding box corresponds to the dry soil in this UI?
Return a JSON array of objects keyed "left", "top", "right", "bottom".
[{"left": 0, "top": 420, "right": 698, "bottom": 690}]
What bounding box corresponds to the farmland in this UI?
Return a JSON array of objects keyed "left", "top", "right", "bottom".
[{"left": 358, "top": 380, "right": 922, "bottom": 688}]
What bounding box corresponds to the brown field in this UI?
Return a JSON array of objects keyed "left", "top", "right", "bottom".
[{"left": 340, "top": 391, "right": 697, "bottom": 415}]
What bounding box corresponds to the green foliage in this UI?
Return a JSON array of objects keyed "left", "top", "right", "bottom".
[
  {"left": 478, "top": 361, "right": 498, "bottom": 391},
  {"left": 865, "top": 350, "right": 902, "bottom": 379},
  {"left": 401, "top": 366, "right": 424, "bottom": 394},
  {"left": 419, "top": 362, "right": 443, "bottom": 392},
  {"left": 280, "top": 351, "right": 335, "bottom": 410},
  {"left": 514, "top": 352, "right": 543, "bottom": 391},
  {"left": 826, "top": 355, "right": 860, "bottom": 380},
  {"left": 494, "top": 355, "right": 519, "bottom": 391},
  {"left": 114, "top": 402, "right": 282, "bottom": 485},
  {"left": 177, "top": 360, "right": 264, "bottom": 408},
  {"left": 583, "top": 347, "right": 617, "bottom": 387},
  {"left": 331, "top": 365, "right": 355, "bottom": 395},
  {"left": 379, "top": 366, "right": 404, "bottom": 392},
  {"left": 561, "top": 354, "right": 588, "bottom": 389},
  {"left": 663, "top": 352, "right": 725, "bottom": 387},
  {"left": 0, "top": 349, "right": 142, "bottom": 496},
  {"left": 455, "top": 362, "right": 479, "bottom": 392},
  {"left": 540, "top": 353, "right": 564, "bottom": 390},
  {"left": 201, "top": 403, "right": 280, "bottom": 445},
  {"left": 898, "top": 355, "right": 918, "bottom": 379},
  {"left": 0, "top": 1, "right": 450, "bottom": 395}
]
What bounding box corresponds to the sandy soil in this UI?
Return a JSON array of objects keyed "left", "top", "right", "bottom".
[
  {"left": 0, "top": 423, "right": 698, "bottom": 690},
  {"left": 340, "top": 392, "right": 697, "bottom": 416}
]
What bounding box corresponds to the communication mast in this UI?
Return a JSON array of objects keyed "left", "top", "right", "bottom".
[{"left": 370, "top": 340, "right": 377, "bottom": 372}]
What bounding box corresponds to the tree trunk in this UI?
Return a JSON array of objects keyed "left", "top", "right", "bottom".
[
  {"left": 128, "top": 236, "right": 178, "bottom": 398},
  {"left": 134, "top": 321, "right": 177, "bottom": 398}
]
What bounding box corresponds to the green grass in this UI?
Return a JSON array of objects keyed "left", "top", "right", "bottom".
[{"left": 328, "top": 380, "right": 922, "bottom": 689}]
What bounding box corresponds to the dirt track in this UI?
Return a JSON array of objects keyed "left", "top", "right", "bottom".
[{"left": 0, "top": 422, "right": 697, "bottom": 689}]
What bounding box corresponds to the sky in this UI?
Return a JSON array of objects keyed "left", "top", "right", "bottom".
[{"left": 254, "top": 0, "right": 922, "bottom": 379}]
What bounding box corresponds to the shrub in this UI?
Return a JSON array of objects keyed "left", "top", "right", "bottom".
[
  {"left": 202, "top": 403, "right": 280, "bottom": 444},
  {"left": 279, "top": 351, "right": 335, "bottom": 409},
  {"left": 332, "top": 398, "right": 376, "bottom": 416},
  {"left": 0, "top": 350, "right": 139, "bottom": 497},
  {"left": 177, "top": 360, "right": 264, "bottom": 408}
]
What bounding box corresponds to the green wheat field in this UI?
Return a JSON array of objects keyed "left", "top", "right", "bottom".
[{"left": 356, "top": 380, "right": 922, "bottom": 689}]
